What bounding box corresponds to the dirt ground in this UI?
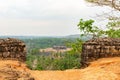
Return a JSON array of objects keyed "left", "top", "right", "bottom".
[{"left": 1, "top": 57, "right": 120, "bottom": 80}]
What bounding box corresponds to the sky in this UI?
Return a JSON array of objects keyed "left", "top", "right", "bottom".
[{"left": 0, "top": 0, "right": 113, "bottom": 36}]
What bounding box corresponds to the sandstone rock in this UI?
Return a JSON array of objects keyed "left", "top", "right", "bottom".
[
  {"left": 81, "top": 37, "right": 120, "bottom": 68},
  {"left": 0, "top": 66, "right": 34, "bottom": 80},
  {"left": 0, "top": 38, "right": 26, "bottom": 61}
]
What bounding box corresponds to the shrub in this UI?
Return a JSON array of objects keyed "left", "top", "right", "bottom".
[{"left": 26, "top": 52, "right": 81, "bottom": 70}]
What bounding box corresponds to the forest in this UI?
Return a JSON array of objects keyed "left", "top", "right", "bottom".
[{"left": 21, "top": 37, "right": 82, "bottom": 70}]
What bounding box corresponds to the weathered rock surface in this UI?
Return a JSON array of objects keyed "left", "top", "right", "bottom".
[
  {"left": 0, "top": 38, "right": 26, "bottom": 61},
  {"left": 0, "top": 60, "right": 34, "bottom": 80},
  {"left": 81, "top": 37, "right": 120, "bottom": 67},
  {"left": 1, "top": 57, "right": 120, "bottom": 80}
]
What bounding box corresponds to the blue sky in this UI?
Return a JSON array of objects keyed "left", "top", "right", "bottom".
[{"left": 0, "top": 0, "right": 113, "bottom": 36}]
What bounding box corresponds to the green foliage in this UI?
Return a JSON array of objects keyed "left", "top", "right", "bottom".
[
  {"left": 26, "top": 54, "right": 36, "bottom": 69},
  {"left": 23, "top": 38, "right": 75, "bottom": 53},
  {"left": 77, "top": 19, "right": 100, "bottom": 38},
  {"left": 105, "top": 29, "right": 120, "bottom": 38},
  {"left": 29, "top": 48, "right": 39, "bottom": 55},
  {"left": 36, "top": 56, "right": 53, "bottom": 70},
  {"left": 52, "top": 55, "right": 81, "bottom": 70},
  {"left": 67, "top": 39, "right": 83, "bottom": 54},
  {"left": 24, "top": 37, "right": 81, "bottom": 70},
  {"left": 78, "top": 19, "right": 120, "bottom": 38},
  {"left": 107, "top": 21, "right": 120, "bottom": 28},
  {"left": 26, "top": 52, "right": 81, "bottom": 70},
  {"left": 106, "top": 20, "right": 120, "bottom": 38}
]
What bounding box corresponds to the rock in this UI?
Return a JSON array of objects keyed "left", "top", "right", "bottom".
[
  {"left": 81, "top": 37, "right": 120, "bottom": 68},
  {"left": 0, "top": 38, "right": 26, "bottom": 61},
  {"left": 0, "top": 66, "right": 34, "bottom": 80}
]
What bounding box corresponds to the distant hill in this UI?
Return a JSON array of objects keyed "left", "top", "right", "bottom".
[
  {"left": 65, "top": 34, "right": 80, "bottom": 38},
  {"left": 0, "top": 36, "right": 53, "bottom": 39},
  {"left": 65, "top": 34, "right": 92, "bottom": 41},
  {"left": 0, "top": 34, "right": 92, "bottom": 41}
]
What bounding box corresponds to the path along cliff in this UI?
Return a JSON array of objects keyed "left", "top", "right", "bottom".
[{"left": 1, "top": 57, "right": 120, "bottom": 80}]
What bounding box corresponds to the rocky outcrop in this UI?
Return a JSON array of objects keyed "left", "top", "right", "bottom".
[
  {"left": 0, "top": 60, "right": 35, "bottom": 80},
  {"left": 81, "top": 37, "right": 120, "bottom": 67},
  {"left": 0, "top": 38, "right": 26, "bottom": 61},
  {"left": 0, "top": 66, "right": 34, "bottom": 80}
]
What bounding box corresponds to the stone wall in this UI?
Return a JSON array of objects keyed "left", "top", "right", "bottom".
[
  {"left": 81, "top": 37, "right": 120, "bottom": 67},
  {"left": 0, "top": 38, "right": 26, "bottom": 61}
]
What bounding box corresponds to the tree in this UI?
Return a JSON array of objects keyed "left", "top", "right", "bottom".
[
  {"left": 67, "top": 39, "right": 83, "bottom": 54},
  {"left": 85, "top": 0, "right": 120, "bottom": 11},
  {"left": 77, "top": 19, "right": 120, "bottom": 38},
  {"left": 77, "top": 19, "right": 102, "bottom": 38},
  {"left": 84, "top": 0, "right": 120, "bottom": 38},
  {"left": 106, "top": 20, "right": 120, "bottom": 38}
]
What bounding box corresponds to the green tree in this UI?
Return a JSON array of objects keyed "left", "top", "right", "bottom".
[
  {"left": 77, "top": 19, "right": 120, "bottom": 38},
  {"left": 85, "top": 0, "right": 120, "bottom": 38},
  {"left": 77, "top": 19, "right": 102, "bottom": 38},
  {"left": 67, "top": 39, "right": 83, "bottom": 54},
  {"left": 106, "top": 20, "right": 120, "bottom": 38}
]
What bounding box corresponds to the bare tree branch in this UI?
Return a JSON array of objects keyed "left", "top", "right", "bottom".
[
  {"left": 112, "top": 0, "right": 120, "bottom": 11},
  {"left": 85, "top": 0, "right": 120, "bottom": 11}
]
